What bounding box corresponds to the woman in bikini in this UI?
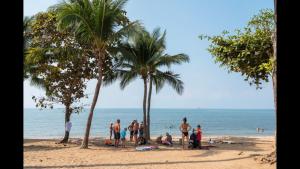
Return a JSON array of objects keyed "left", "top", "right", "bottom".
[{"left": 179, "top": 117, "right": 191, "bottom": 149}]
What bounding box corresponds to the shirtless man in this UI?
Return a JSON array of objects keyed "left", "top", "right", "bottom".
[
  {"left": 179, "top": 117, "right": 191, "bottom": 149},
  {"left": 114, "top": 119, "right": 121, "bottom": 147}
]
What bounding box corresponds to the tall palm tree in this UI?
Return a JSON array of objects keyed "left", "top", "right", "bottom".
[
  {"left": 146, "top": 57, "right": 189, "bottom": 140},
  {"left": 117, "top": 27, "right": 189, "bottom": 140},
  {"left": 54, "top": 0, "right": 139, "bottom": 148}
]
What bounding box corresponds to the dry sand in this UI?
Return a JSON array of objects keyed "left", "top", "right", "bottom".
[{"left": 24, "top": 136, "right": 276, "bottom": 169}]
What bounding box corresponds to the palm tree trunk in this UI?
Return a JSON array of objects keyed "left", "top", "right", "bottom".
[
  {"left": 60, "top": 105, "right": 71, "bottom": 143},
  {"left": 81, "top": 55, "right": 104, "bottom": 149},
  {"left": 146, "top": 77, "right": 153, "bottom": 141},
  {"left": 143, "top": 78, "right": 148, "bottom": 140}
]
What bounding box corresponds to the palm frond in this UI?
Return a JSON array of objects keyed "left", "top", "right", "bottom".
[
  {"left": 154, "top": 70, "right": 184, "bottom": 95},
  {"left": 153, "top": 53, "right": 190, "bottom": 68}
]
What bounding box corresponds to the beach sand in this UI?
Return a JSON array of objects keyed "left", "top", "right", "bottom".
[{"left": 24, "top": 136, "right": 275, "bottom": 169}]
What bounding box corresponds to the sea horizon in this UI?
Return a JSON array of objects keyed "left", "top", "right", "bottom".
[{"left": 24, "top": 108, "right": 275, "bottom": 139}]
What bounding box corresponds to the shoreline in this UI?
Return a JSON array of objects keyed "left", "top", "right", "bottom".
[{"left": 24, "top": 135, "right": 275, "bottom": 140}]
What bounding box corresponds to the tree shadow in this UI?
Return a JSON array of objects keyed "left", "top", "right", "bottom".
[
  {"left": 24, "top": 155, "right": 254, "bottom": 168},
  {"left": 24, "top": 144, "right": 71, "bottom": 152}
]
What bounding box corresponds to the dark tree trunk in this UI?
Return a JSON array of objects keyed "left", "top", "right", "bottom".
[
  {"left": 146, "top": 77, "right": 153, "bottom": 141},
  {"left": 143, "top": 78, "right": 148, "bottom": 140},
  {"left": 81, "top": 54, "right": 103, "bottom": 149},
  {"left": 60, "top": 105, "right": 71, "bottom": 143},
  {"left": 272, "top": 0, "right": 277, "bottom": 151}
]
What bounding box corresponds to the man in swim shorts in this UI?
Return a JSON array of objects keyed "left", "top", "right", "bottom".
[{"left": 114, "top": 119, "right": 121, "bottom": 147}]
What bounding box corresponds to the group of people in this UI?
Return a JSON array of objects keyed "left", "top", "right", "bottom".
[
  {"left": 108, "top": 117, "right": 202, "bottom": 149},
  {"left": 109, "top": 119, "right": 146, "bottom": 147},
  {"left": 179, "top": 117, "right": 202, "bottom": 149}
]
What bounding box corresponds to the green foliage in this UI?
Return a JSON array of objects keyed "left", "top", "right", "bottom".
[
  {"left": 25, "top": 11, "right": 93, "bottom": 113},
  {"left": 199, "top": 9, "right": 274, "bottom": 89},
  {"left": 116, "top": 27, "right": 189, "bottom": 93}
]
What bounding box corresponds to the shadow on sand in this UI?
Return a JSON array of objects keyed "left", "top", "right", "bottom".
[{"left": 24, "top": 155, "right": 254, "bottom": 168}]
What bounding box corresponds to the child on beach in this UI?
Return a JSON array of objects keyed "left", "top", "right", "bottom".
[
  {"left": 120, "top": 128, "right": 127, "bottom": 148},
  {"left": 179, "top": 117, "right": 191, "bottom": 149},
  {"left": 196, "top": 124, "right": 202, "bottom": 149},
  {"left": 109, "top": 123, "right": 113, "bottom": 140},
  {"left": 114, "top": 119, "right": 121, "bottom": 147}
]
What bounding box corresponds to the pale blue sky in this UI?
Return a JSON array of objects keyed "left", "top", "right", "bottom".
[{"left": 24, "top": 0, "right": 274, "bottom": 109}]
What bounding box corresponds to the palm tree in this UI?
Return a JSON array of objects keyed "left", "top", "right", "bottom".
[
  {"left": 146, "top": 64, "right": 189, "bottom": 140},
  {"left": 54, "top": 0, "right": 139, "bottom": 148},
  {"left": 24, "top": 16, "right": 46, "bottom": 88},
  {"left": 117, "top": 27, "right": 189, "bottom": 140}
]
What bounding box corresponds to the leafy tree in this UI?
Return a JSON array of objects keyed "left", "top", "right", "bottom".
[
  {"left": 199, "top": 9, "right": 274, "bottom": 89},
  {"left": 54, "top": 0, "right": 140, "bottom": 148},
  {"left": 116, "top": 27, "right": 189, "bottom": 140},
  {"left": 201, "top": 7, "right": 277, "bottom": 159},
  {"left": 25, "top": 11, "right": 94, "bottom": 143}
]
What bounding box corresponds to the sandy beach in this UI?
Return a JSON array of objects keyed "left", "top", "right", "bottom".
[{"left": 24, "top": 136, "right": 276, "bottom": 169}]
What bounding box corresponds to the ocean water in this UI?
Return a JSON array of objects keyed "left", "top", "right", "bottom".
[{"left": 24, "top": 108, "right": 275, "bottom": 139}]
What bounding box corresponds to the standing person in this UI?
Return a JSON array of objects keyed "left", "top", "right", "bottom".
[
  {"left": 109, "top": 123, "right": 113, "bottom": 140},
  {"left": 114, "top": 119, "right": 121, "bottom": 147},
  {"left": 120, "top": 128, "right": 127, "bottom": 148},
  {"left": 63, "top": 121, "right": 72, "bottom": 143},
  {"left": 128, "top": 121, "right": 134, "bottom": 142},
  {"left": 138, "top": 122, "right": 146, "bottom": 145},
  {"left": 196, "top": 124, "right": 202, "bottom": 149},
  {"left": 133, "top": 120, "right": 139, "bottom": 146},
  {"left": 139, "top": 122, "right": 144, "bottom": 138},
  {"left": 179, "top": 117, "right": 191, "bottom": 149}
]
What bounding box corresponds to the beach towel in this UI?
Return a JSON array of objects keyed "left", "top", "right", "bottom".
[{"left": 136, "top": 145, "right": 158, "bottom": 151}]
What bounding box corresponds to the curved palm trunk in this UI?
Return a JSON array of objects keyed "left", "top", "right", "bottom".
[
  {"left": 60, "top": 105, "right": 71, "bottom": 143},
  {"left": 146, "top": 77, "right": 153, "bottom": 141},
  {"left": 81, "top": 55, "right": 104, "bottom": 149},
  {"left": 143, "top": 78, "right": 148, "bottom": 140}
]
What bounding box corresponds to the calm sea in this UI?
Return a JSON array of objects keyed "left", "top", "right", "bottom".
[{"left": 24, "top": 108, "right": 275, "bottom": 139}]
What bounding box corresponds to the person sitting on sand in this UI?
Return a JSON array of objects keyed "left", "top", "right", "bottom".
[
  {"left": 133, "top": 120, "right": 139, "bottom": 146},
  {"left": 162, "top": 132, "right": 173, "bottom": 146},
  {"left": 189, "top": 129, "right": 199, "bottom": 149},
  {"left": 179, "top": 117, "right": 191, "bottom": 149},
  {"left": 109, "top": 123, "right": 113, "bottom": 140},
  {"left": 128, "top": 121, "right": 134, "bottom": 142},
  {"left": 114, "top": 119, "right": 121, "bottom": 147},
  {"left": 196, "top": 124, "right": 202, "bottom": 149},
  {"left": 120, "top": 128, "right": 127, "bottom": 148},
  {"left": 156, "top": 135, "right": 163, "bottom": 144},
  {"left": 208, "top": 138, "right": 214, "bottom": 145}
]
